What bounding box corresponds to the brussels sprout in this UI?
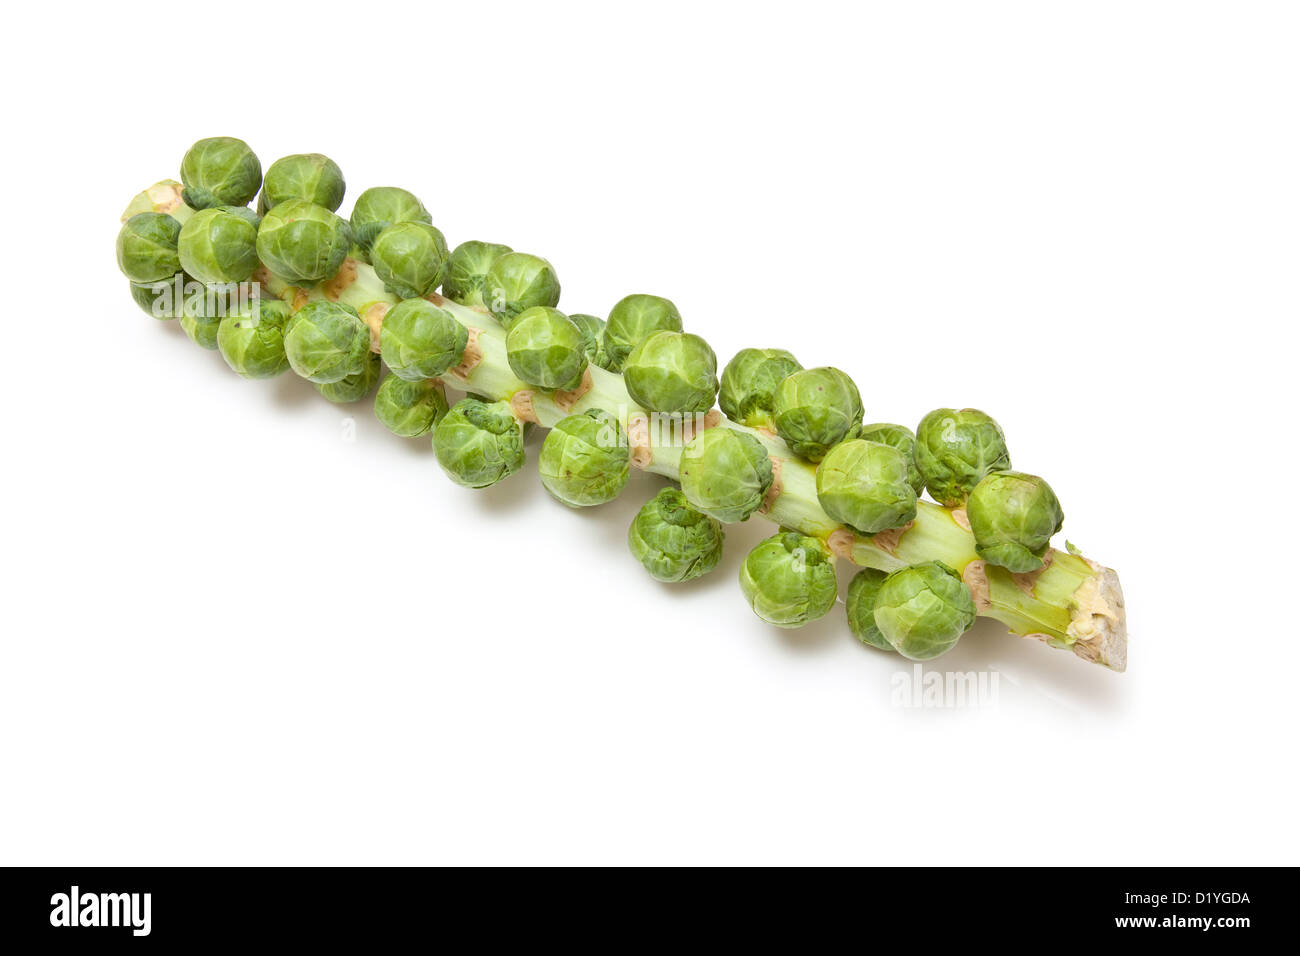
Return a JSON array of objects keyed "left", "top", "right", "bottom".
[
  {"left": 679, "top": 427, "right": 773, "bottom": 523},
  {"left": 129, "top": 274, "right": 190, "bottom": 320},
  {"left": 966, "top": 471, "right": 1064, "bottom": 573},
  {"left": 815, "top": 439, "right": 918, "bottom": 534},
  {"left": 178, "top": 285, "right": 235, "bottom": 350},
  {"left": 256, "top": 199, "right": 353, "bottom": 284},
  {"left": 871, "top": 561, "right": 977, "bottom": 661},
  {"left": 623, "top": 331, "right": 718, "bottom": 414},
  {"left": 216, "top": 298, "right": 291, "bottom": 379},
  {"left": 442, "top": 240, "right": 513, "bottom": 307},
  {"left": 538, "top": 410, "right": 630, "bottom": 507},
  {"left": 180, "top": 136, "right": 262, "bottom": 210},
  {"left": 718, "top": 348, "right": 802, "bottom": 429},
  {"left": 914, "top": 408, "right": 1011, "bottom": 507},
  {"left": 349, "top": 186, "right": 432, "bottom": 261},
  {"left": 627, "top": 487, "right": 724, "bottom": 582},
  {"left": 257, "top": 153, "right": 345, "bottom": 214},
  {"left": 565, "top": 313, "right": 612, "bottom": 371},
  {"left": 283, "top": 300, "right": 370, "bottom": 384},
  {"left": 374, "top": 376, "right": 449, "bottom": 437},
  {"left": 483, "top": 252, "right": 561, "bottom": 325},
  {"left": 380, "top": 298, "right": 468, "bottom": 382},
  {"left": 739, "top": 532, "right": 838, "bottom": 628},
  {"left": 859, "top": 423, "right": 924, "bottom": 496},
  {"left": 602, "top": 294, "right": 682, "bottom": 371},
  {"left": 432, "top": 397, "right": 526, "bottom": 488},
  {"left": 370, "top": 222, "right": 450, "bottom": 299},
  {"left": 771, "top": 367, "right": 864, "bottom": 462},
  {"left": 315, "top": 352, "right": 382, "bottom": 404},
  {"left": 845, "top": 567, "right": 892, "bottom": 651},
  {"left": 504, "top": 307, "right": 587, "bottom": 389},
  {"left": 116, "top": 213, "right": 182, "bottom": 284},
  {"left": 177, "top": 207, "right": 260, "bottom": 286}
]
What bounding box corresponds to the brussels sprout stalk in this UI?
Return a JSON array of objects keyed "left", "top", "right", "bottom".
[{"left": 123, "top": 180, "right": 1126, "bottom": 672}]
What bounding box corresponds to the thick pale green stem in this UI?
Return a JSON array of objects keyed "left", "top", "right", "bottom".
[{"left": 125, "top": 183, "right": 1127, "bottom": 671}]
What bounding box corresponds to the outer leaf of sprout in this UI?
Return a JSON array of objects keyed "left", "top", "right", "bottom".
[
  {"left": 116, "top": 213, "right": 182, "bottom": 284},
  {"left": 177, "top": 207, "right": 260, "bottom": 286},
  {"left": 283, "top": 300, "right": 370, "bottom": 384},
  {"left": 845, "top": 567, "right": 892, "bottom": 651},
  {"left": 772, "top": 367, "right": 864, "bottom": 462},
  {"left": 569, "top": 313, "right": 614, "bottom": 370},
  {"left": 914, "top": 407, "right": 1011, "bottom": 507},
  {"left": 432, "top": 398, "right": 526, "bottom": 488},
  {"left": 370, "top": 222, "right": 449, "bottom": 299},
  {"left": 872, "top": 561, "right": 977, "bottom": 661},
  {"left": 623, "top": 331, "right": 719, "bottom": 414},
  {"left": 504, "top": 307, "right": 587, "bottom": 389},
  {"left": 679, "top": 427, "right": 773, "bottom": 523},
  {"left": 627, "top": 487, "right": 724, "bottom": 582},
  {"left": 178, "top": 285, "right": 235, "bottom": 350},
  {"left": 483, "top": 253, "right": 561, "bottom": 325},
  {"left": 217, "top": 298, "right": 291, "bottom": 379},
  {"left": 719, "top": 348, "right": 802, "bottom": 429},
  {"left": 258, "top": 153, "right": 345, "bottom": 214},
  {"left": 739, "top": 532, "right": 838, "bottom": 628},
  {"left": 442, "top": 240, "right": 512, "bottom": 307},
  {"left": 859, "top": 422, "right": 924, "bottom": 496},
  {"left": 129, "top": 274, "right": 191, "bottom": 321},
  {"left": 538, "top": 410, "right": 630, "bottom": 507},
  {"left": 380, "top": 298, "right": 468, "bottom": 382},
  {"left": 815, "top": 439, "right": 918, "bottom": 534},
  {"left": 349, "top": 186, "right": 431, "bottom": 261},
  {"left": 315, "top": 352, "right": 382, "bottom": 403},
  {"left": 602, "top": 293, "right": 682, "bottom": 372},
  {"left": 256, "top": 199, "right": 352, "bottom": 284},
  {"left": 374, "top": 376, "right": 449, "bottom": 438},
  {"left": 180, "top": 136, "right": 262, "bottom": 210},
  {"left": 966, "top": 470, "right": 1064, "bottom": 573}
]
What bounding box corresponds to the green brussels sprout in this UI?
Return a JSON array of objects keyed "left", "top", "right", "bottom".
[
  {"left": 116, "top": 213, "right": 182, "bottom": 284},
  {"left": 379, "top": 298, "right": 468, "bottom": 382},
  {"left": 216, "top": 298, "right": 291, "bottom": 379},
  {"left": 315, "top": 352, "right": 382, "bottom": 404},
  {"left": 859, "top": 422, "right": 924, "bottom": 496},
  {"left": 349, "top": 186, "right": 432, "bottom": 261},
  {"left": 568, "top": 313, "right": 613, "bottom": 370},
  {"left": 718, "top": 348, "right": 802, "bottom": 429},
  {"left": 180, "top": 136, "right": 262, "bottom": 210},
  {"left": 845, "top": 567, "right": 892, "bottom": 651},
  {"left": 177, "top": 207, "right": 260, "bottom": 286},
  {"left": 370, "top": 222, "right": 450, "bottom": 299},
  {"left": 504, "top": 307, "right": 587, "bottom": 389},
  {"left": 256, "top": 199, "right": 353, "bottom": 284},
  {"left": 602, "top": 293, "right": 682, "bottom": 371},
  {"left": 432, "top": 397, "right": 526, "bottom": 488},
  {"left": 374, "top": 376, "right": 449, "bottom": 437},
  {"left": 129, "top": 274, "right": 191, "bottom": 320},
  {"left": 966, "top": 471, "right": 1064, "bottom": 573},
  {"left": 178, "top": 285, "right": 235, "bottom": 350},
  {"left": 257, "top": 153, "right": 345, "bottom": 214},
  {"left": 623, "top": 331, "right": 719, "bottom": 414},
  {"left": 483, "top": 252, "right": 561, "bottom": 325},
  {"left": 739, "top": 532, "right": 838, "bottom": 628},
  {"left": 442, "top": 240, "right": 513, "bottom": 307},
  {"left": 815, "top": 439, "right": 918, "bottom": 534},
  {"left": 283, "top": 300, "right": 370, "bottom": 384},
  {"left": 914, "top": 408, "right": 1011, "bottom": 507},
  {"left": 679, "top": 427, "right": 774, "bottom": 523},
  {"left": 871, "top": 561, "right": 977, "bottom": 661},
  {"left": 538, "top": 410, "right": 630, "bottom": 507},
  {"left": 627, "top": 487, "right": 724, "bottom": 582},
  {"left": 771, "top": 367, "right": 864, "bottom": 462}
]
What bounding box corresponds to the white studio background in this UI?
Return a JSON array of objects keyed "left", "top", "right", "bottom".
[{"left": 0, "top": 1, "right": 1296, "bottom": 865}]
